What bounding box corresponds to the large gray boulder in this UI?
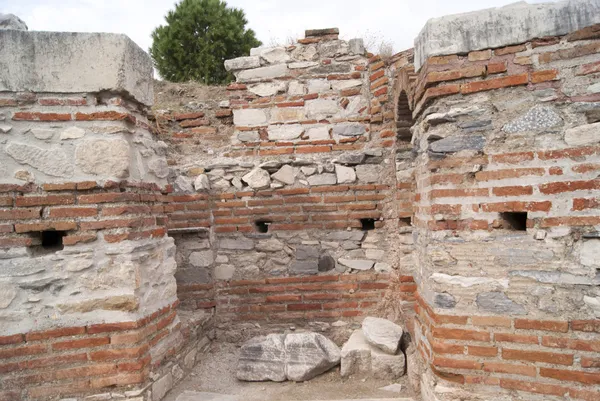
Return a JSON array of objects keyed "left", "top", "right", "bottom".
[
  {"left": 0, "top": 14, "right": 27, "bottom": 30},
  {"left": 362, "top": 317, "right": 403, "bottom": 355},
  {"left": 237, "top": 332, "right": 340, "bottom": 382}
]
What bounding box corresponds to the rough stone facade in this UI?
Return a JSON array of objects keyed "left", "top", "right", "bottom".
[{"left": 2, "top": 1, "right": 600, "bottom": 401}]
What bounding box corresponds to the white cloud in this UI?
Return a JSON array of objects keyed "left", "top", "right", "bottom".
[{"left": 2, "top": 0, "right": 557, "bottom": 55}]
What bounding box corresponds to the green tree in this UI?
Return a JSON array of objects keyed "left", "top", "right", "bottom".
[{"left": 150, "top": 0, "right": 261, "bottom": 84}]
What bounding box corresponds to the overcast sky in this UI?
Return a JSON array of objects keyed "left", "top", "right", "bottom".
[{"left": 2, "top": 0, "right": 555, "bottom": 54}]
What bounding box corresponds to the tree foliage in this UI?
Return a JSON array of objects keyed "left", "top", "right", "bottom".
[{"left": 150, "top": 0, "right": 261, "bottom": 84}]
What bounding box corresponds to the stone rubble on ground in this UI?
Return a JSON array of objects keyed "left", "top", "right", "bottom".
[
  {"left": 237, "top": 332, "right": 341, "bottom": 382},
  {"left": 340, "top": 317, "right": 406, "bottom": 380}
]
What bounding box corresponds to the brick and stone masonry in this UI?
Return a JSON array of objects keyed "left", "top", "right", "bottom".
[
  {"left": 2, "top": 0, "right": 600, "bottom": 401},
  {"left": 0, "top": 29, "right": 213, "bottom": 401}
]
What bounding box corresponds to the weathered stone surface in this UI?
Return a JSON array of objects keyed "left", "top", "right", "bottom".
[
  {"left": 214, "top": 265, "right": 235, "bottom": 281},
  {"left": 434, "top": 293, "right": 456, "bottom": 309},
  {"left": 430, "top": 273, "right": 508, "bottom": 288},
  {"left": 256, "top": 239, "right": 284, "bottom": 252},
  {"left": 414, "top": 0, "right": 600, "bottom": 69},
  {"left": 233, "top": 109, "right": 268, "bottom": 126},
  {"left": 306, "top": 98, "right": 339, "bottom": 118},
  {"left": 152, "top": 372, "right": 173, "bottom": 401},
  {"left": 306, "top": 126, "right": 330, "bottom": 140},
  {"left": 285, "top": 332, "right": 341, "bottom": 381},
  {"left": 296, "top": 245, "right": 319, "bottom": 260},
  {"left": 0, "top": 14, "right": 27, "bottom": 30},
  {"left": 0, "top": 124, "right": 12, "bottom": 133},
  {"left": 147, "top": 158, "right": 169, "bottom": 178},
  {"left": 289, "top": 61, "right": 319, "bottom": 69},
  {"left": 503, "top": 106, "right": 563, "bottom": 133},
  {"left": 194, "top": 174, "right": 211, "bottom": 191},
  {"left": 6, "top": 142, "right": 74, "bottom": 178},
  {"left": 270, "top": 107, "right": 306, "bottom": 123},
  {"left": 349, "top": 38, "right": 365, "bottom": 55},
  {"left": 476, "top": 292, "right": 526, "bottom": 315},
  {"left": 564, "top": 122, "right": 600, "bottom": 146},
  {"left": 14, "top": 170, "right": 34, "bottom": 182},
  {"left": 355, "top": 165, "right": 380, "bottom": 183},
  {"left": 75, "top": 139, "right": 130, "bottom": 178},
  {"left": 371, "top": 347, "right": 405, "bottom": 380},
  {"left": 242, "top": 168, "right": 271, "bottom": 190},
  {"left": 237, "top": 131, "right": 260, "bottom": 142},
  {"left": 326, "top": 231, "right": 365, "bottom": 241},
  {"left": 0, "top": 31, "right": 154, "bottom": 105},
  {"left": 189, "top": 251, "right": 214, "bottom": 268},
  {"left": 429, "top": 135, "right": 485, "bottom": 153},
  {"left": 174, "top": 176, "right": 194, "bottom": 193},
  {"left": 331, "top": 80, "right": 362, "bottom": 91},
  {"left": 59, "top": 127, "right": 85, "bottom": 140},
  {"left": 335, "top": 164, "right": 356, "bottom": 184},
  {"left": 248, "top": 82, "right": 286, "bottom": 97},
  {"left": 224, "top": 56, "right": 261, "bottom": 71},
  {"left": 338, "top": 259, "right": 374, "bottom": 271},
  {"left": 236, "top": 64, "right": 288, "bottom": 82},
  {"left": 255, "top": 47, "right": 291, "bottom": 64},
  {"left": 237, "top": 333, "right": 340, "bottom": 382},
  {"left": 268, "top": 124, "right": 304, "bottom": 141},
  {"left": 581, "top": 240, "right": 600, "bottom": 267},
  {"left": 319, "top": 40, "right": 349, "bottom": 58},
  {"left": 290, "top": 260, "right": 319, "bottom": 275},
  {"left": 362, "top": 317, "right": 403, "bottom": 355},
  {"left": 340, "top": 330, "right": 371, "bottom": 377},
  {"left": 288, "top": 81, "right": 306, "bottom": 95},
  {"left": 30, "top": 128, "right": 55, "bottom": 140},
  {"left": 307, "top": 80, "right": 332, "bottom": 93},
  {"left": 318, "top": 255, "right": 336, "bottom": 272},
  {"left": 271, "top": 165, "right": 295, "bottom": 185},
  {"left": 307, "top": 173, "right": 337, "bottom": 186},
  {"left": 332, "top": 123, "right": 366, "bottom": 137},
  {"left": 0, "top": 283, "right": 17, "bottom": 309},
  {"left": 219, "top": 238, "right": 254, "bottom": 250},
  {"left": 336, "top": 153, "right": 366, "bottom": 165}
]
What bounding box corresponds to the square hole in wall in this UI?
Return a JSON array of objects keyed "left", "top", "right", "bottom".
[
  {"left": 499, "top": 212, "right": 528, "bottom": 231},
  {"left": 28, "top": 231, "right": 67, "bottom": 256},
  {"left": 399, "top": 217, "right": 412, "bottom": 227},
  {"left": 360, "top": 218, "right": 376, "bottom": 231},
  {"left": 255, "top": 220, "right": 271, "bottom": 233}
]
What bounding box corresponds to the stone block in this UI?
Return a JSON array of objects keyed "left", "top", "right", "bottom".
[
  {"left": 219, "top": 238, "right": 254, "bottom": 250},
  {"left": 338, "top": 259, "right": 374, "bottom": 271},
  {"left": 224, "top": 56, "right": 261, "bottom": 71},
  {"left": 248, "top": 81, "right": 286, "bottom": 97},
  {"left": 362, "top": 317, "right": 403, "bottom": 355},
  {"left": 271, "top": 165, "right": 295, "bottom": 185},
  {"left": 268, "top": 124, "right": 304, "bottom": 141},
  {"left": 0, "top": 14, "right": 27, "bottom": 30},
  {"left": 414, "top": 0, "right": 600, "bottom": 69},
  {"left": 233, "top": 109, "right": 268, "bottom": 126},
  {"left": 6, "top": 142, "right": 74, "bottom": 178},
  {"left": 564, "top": 122, "right": 600, "bottom": 146},
  {"left": 476, "top": 292, "right": 526, "bottom": 315},
  {"left": 306, "top": 98, "right": 339, "bottom": 118},
  {"left": 306, "top": 126, "right": 330, "bottom": 140},
  {"left": 349, "top": 38, "right": 365, "bottom": 55},
  {"left": 355, "top": 165, "right": 380, "bottom": 183},
  {"left": 235, "top": 64, "right": 288, "bottom": 82},
  {"left": 307, "top": 173, "right": 337, "bottom": 186},
  {"left": 332, "top": 123, "right": 366, "bottom": 137},
  {"left": 429, "top": 135, "right": 485, "bottom": 153},
  {"left": 189, "top": 251, "right": 214, "bottom": 268},
  {"left": 335, "top": 164, "right": 356, "bottom": 184},
  {"left": 242, "top": 168, "right": 271, "bottom": 189},
  {"left": 291, "top": 260, "right": 319, "bottom": 275},
  {"left": 0, "top": 30, "right": 153, "bottom": 105}
]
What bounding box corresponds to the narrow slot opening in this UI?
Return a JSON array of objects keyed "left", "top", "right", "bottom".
[{"left": 399, "top": 217, "right": 412, "bottom": 227}]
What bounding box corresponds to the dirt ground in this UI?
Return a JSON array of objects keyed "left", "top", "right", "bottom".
[
  {"left": 164, "top": 342, "right": 416, "bottom": 401},
  {"left": 153, "top": 80, "right": 228, "bottom": 113}
]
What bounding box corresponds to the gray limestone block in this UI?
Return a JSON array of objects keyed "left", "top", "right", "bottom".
[
  {"left": 0, "top": 30, "right": 153, "bottom": 105},
  {"left": 476, "top": 292, "right": 526, "bottom": 315},
  {"left": 371, "top": 347, "right": 406, "bottom": 380},
  {"left": 6, "top": 142, "right": 74, "bottom": 178},
  {"left": 290, "top": 260, "right": 319, "bottom": 275},
  {"left": 237, "top": 334, "right": 287, "bottom": 382},
  {"left": 296, "top": 245, "right": 319, "bottom": 260},
  {"left": 237, "top": 333, "right": 340, "bottom": 382},
  {"left": 318, "top": 255, "right": 336, "bottom": 272},
  {"left": 429, "top": 135, "right": 485, "bottom": 154},
  {"left": 224, "top": 56, "right": 261, "bottom": 71},
  {"left": 307, "top": 173, "right": 337, "bottom": 186},
  {"left": 434, "top": 293, "right": 457, "bottom": 309},
  {"left": 348, "top": 38, "right": 365, "bottom": 55}
]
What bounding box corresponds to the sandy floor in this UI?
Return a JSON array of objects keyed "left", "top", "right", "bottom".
[{"left": 164, "top": 342, "right": 416, "bottom": 401}]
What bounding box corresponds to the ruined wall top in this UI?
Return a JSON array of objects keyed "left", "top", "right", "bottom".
[
  {"left": 0, "top": 30, "right": 154, "bottom": 106},
  {"left": 414, "top": 0, "right": 600, "bottom": 70}
]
